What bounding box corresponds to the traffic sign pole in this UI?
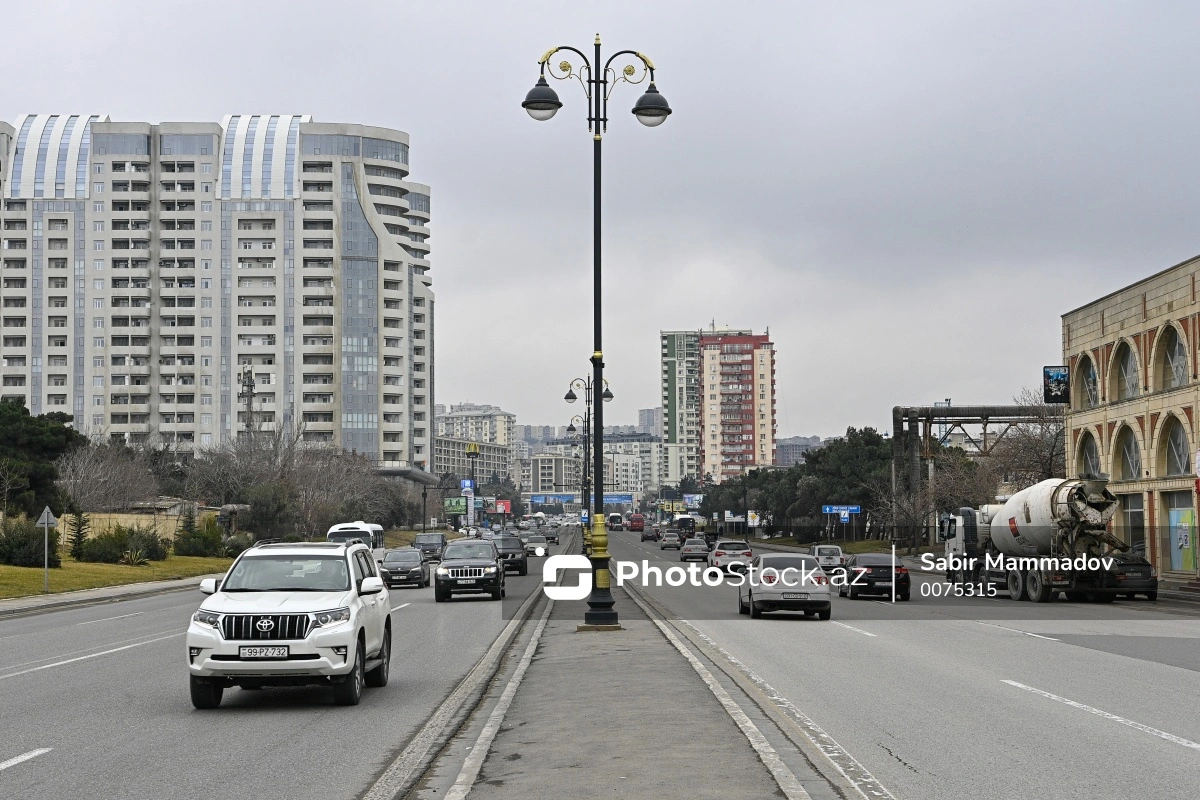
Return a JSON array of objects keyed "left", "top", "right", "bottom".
[{"left": 37, "top": 506, "right": 57, "bottom": 593}]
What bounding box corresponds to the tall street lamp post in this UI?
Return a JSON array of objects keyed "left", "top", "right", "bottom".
[
  {"left": 567, "top": 413, "right": 590, "bottom": 555},
  {"left": 527, "top": 35, "right": 671, "bottom": 626},
  {"left": 565, "top": 375, "right": 614, "bottom": 619}
]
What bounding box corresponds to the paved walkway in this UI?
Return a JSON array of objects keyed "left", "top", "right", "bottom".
[
  {"left": 457, "top": 590, "right": 789, "bottom": 799},
  {"left": 0, "top": 573, "right": 223, "bottom": 618}
]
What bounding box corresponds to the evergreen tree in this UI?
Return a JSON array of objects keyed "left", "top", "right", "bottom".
[{"left": 67, "top": 511, "right": 89, "bottom": 561}]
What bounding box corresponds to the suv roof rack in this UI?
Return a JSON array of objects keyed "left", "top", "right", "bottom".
[{"left": 251, "top": 538, "right": 283, "bottom": 548}]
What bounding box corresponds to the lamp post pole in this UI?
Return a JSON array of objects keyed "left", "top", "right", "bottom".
[{"left": 529, "top": 36, "right": 671, "bottom": 626}]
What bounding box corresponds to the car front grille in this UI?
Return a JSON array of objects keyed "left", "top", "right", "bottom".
[
  {"left": 448, "top": 567, "right": 486, "bottom": 578},
  {"left": 221, "top": 614, "right": 311, "bottom": 641}
]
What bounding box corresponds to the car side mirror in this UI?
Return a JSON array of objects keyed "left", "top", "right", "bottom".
[
  {"left": 360, "top": 576, "right": 385, "bottom": 595},
  {"left": 199, "top": 578, "right": 218, "bottom": 595}
]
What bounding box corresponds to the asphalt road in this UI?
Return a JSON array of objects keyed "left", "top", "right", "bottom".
[
  {"left": 0, "top": 535, "right": 572, "bottom": 800},
  {"left": 610, "top": 533, "right": 1200, "bottom": 800}
]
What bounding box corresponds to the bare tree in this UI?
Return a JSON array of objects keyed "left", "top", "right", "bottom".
[
  {"left": 55, "top": 444, "right": 160, "bottom": 512},
  {"left": 988, "top": 386, "right": 1066, "bottom": 490},
  {"left": 0, "top": 458, "right": 27, "bottom": 520}
]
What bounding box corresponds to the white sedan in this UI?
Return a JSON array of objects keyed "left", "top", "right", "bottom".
[
  {"left": 708, "top": 540, "right": 753, "bottom": 572},
  {"left": 738, "top": 553, "right": 832, "bottom": 620}
]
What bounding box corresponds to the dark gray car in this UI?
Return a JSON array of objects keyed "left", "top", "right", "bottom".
[
  {"left": 379, "top": 548, "right": 429, "bottom": 588},
  {"left": 494, "top": 535, "right": 529, "bottom": 575},
  {"left": 413, "top": 532, "right": 448, "bottom": 562}
]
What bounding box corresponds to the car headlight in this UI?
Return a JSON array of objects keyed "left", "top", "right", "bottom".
[
  {"left": 312, "top": 607, "right": 351, "bottom": 628},
  {"left": 484, "top": 565, "right": 498, "bottom": 574},
  {"left": 193, "top": 609, "right": 221, "bottom": 628},
  {"left": 436, "top": 567, "right": 450, "bottom": 576}
]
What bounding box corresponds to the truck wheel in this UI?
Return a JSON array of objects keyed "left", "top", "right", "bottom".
[
  {"left": 333, "top": 640, "right": 365, "bottom": 706},
  {"left": 190, "top": 676, "right": 223, "bottom": 709},
  {"left": 1026, "top": 571, "right": 1053, "bottom": 603},
  {"left": 1007, "top": 570, "right": 1027, "bottom": 601},
  {"left": 365, "top": 627, "right": 390, "bottom": 688}
]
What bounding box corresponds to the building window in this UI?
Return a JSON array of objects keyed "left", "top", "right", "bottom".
[
  {"left": 1157, "top": 326, "right": 1189, "bottom": 391},
  {"left": 1076, "top": 356, "right": 1099, "bottom": 409},
  {"left": 1115, "top": 426, "right": 1141, "bottom": 480},
  {"left": 1077, "top": 432, "right": 1101, "bottom": 478},
  {"left": 1163, "top": 417, "right": 1191, "bottom": 477},
  {"left": 1114, "top": 342, "right": 1140, "bottom": 401},
  {"left": 201, "top": 201, "right": 213, "bottom": 212},
  {"left": 93, "top": 201, "right": 104, "bottom": 213}
]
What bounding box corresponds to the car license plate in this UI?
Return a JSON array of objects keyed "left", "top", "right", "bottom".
[
  {"left": 239, "top": 646, "right": 288, "bottom": 659},
  {"left": 877, "top": 581, "right": 892, "bottom": 587},
  {"left": 782, "top": 592, "right": 809, "bottom": 600},
  {"left": 458, "top": 578, "right": 476, "bottom": 584}
]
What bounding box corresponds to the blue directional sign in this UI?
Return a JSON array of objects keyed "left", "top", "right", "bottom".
[
  {"left": 460, "top": 479, "right": 475, "bottom": 490},
  {"left": 822, "top": 505, "right": 861, "bottom": 514}
]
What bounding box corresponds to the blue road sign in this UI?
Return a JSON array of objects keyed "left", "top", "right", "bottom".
[
  {"left": 461, "top": 479, "right": 475, "bottom": 490},
  {"left": 839, "top": 511, "right": 850, "bottom": 523},
  {"left": 822, "top": 505, "right": 861, "bottom": 514}
]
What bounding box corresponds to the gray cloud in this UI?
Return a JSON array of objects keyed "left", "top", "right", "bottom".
[{"left": 8, "top": 0, "right": 1200, "bottom": 436}]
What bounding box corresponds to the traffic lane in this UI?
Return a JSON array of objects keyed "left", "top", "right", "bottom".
[
  {"left": 0, "top": 538, "right": 572, "bottom": 800},
  {"left": 608, "top": 534, "right": 1200, "bottom": 800}
]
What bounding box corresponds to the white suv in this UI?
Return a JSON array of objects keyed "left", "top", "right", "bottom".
[
  {"left": 186, "top": 541, "right": 391, "bottom": 709},
  {"left": 709, "top": 540, "right": 753, "bottom": 572}
]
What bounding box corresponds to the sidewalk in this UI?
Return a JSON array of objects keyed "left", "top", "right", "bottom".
[
  {"left": 457, "top": 590, "right": 787, "bottom": 799},
  {"left": 0, "top": 573, "right": 222, "bottom": 618}
]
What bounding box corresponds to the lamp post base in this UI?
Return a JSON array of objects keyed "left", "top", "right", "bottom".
[{"left": 577, "top": 623, "right": 623, "bottom": 632}]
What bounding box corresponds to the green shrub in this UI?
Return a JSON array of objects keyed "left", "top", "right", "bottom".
[
  {"left": 79, "top": 530, "right": 126, "bottom": 563},
  {"left": 119, "top": 549, "right": 149, "bottom": 566},
  {"left": 0, "top": 517, "right": 61, "bottom": 568},
  {"left": 67, "top": 512, "right": 90, "bottom": 561},
  {"left": 125, "top": 525, "right": 168, "bottom": 561},
  {"left": 174, "top": 520, "right": 225, "bottom": 557},
  {"left": 224, "top": 533, "right": 252, "bottom": 558}
]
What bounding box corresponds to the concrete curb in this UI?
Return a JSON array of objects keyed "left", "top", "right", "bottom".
[{"left": 0, "top": 574, "right": 225, "bottom": 620}]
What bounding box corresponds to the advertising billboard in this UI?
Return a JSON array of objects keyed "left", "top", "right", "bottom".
[
  {"left": 1043, "top": 366, "right": 1070, "bottom": 404},
  {"left": 495, "top": 500, "right": 512, "bottom": 514},
  {"left": 683, "top": 494, "right": 704, "bottom": 509},
  {"left": 443, "top": 497, "right": 467, "bottom": 514},
  {"left": 530, "top": 494, "right": 576, "bottom": 505}
]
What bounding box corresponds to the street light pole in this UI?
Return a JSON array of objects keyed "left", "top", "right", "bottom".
[{"left": 529, "top": 39, "right": 670, "bottom": 626}]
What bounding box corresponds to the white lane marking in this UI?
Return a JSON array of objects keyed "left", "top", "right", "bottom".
[
  {"left": 651, "top": 613, "right": 814, "bottom": 800},
  {"left": 443, "top": 599, "right": 555, "bottom": 800},
  {"left": 673, "top": 616, "right": 896, "bottom": 800},
  {"left": 0, "top": 632, "right": 183, "bottom": 681},
  {"left": 0, "top": 748, "right": 52, "bottom": 772},
  {"left": 1003, "top": 680, "right": 1200, "bottom": 750},
  {"left": 975, "top": 621, "right": 1059, "bottom": 641},
  {"left": 390, "top": 603, "right": 412, "bottom": 613},
  {"left": 831, "top": 621, "right": 877, "bottom": 637},
  {"left": 75, "top": 612, "right": 144, "bottom": 626}
]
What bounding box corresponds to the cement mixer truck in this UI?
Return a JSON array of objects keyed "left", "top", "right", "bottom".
[{"left": 931, "top": 478, "right": 1128, "bottom": 602}]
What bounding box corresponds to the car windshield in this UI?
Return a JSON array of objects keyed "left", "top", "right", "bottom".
[
  {"left": 443, "top": 543, "right": 495, "bottom": 560},
  {"left": 718, "top": 541, "right": 749, "bottom": 550},
  {"left": 415, "top": 535, "right": 442, "bottom": 544},
  {"left": 328, "top": 533, "right": 366, "bottom": 544},
  {"left": 857, "top": 554, "right": 900, "bottom": 566},
  {"left": 527, "top": 536, "right": 547, "bottom": 543},
  {"left": 815, "top": 547, "right": 840, "bottom": 556},
  {"left": 223, "top": 555, "right": 350, "bottom": 592},
  {"left": 495, "top": 537, "right": 521, "bottom": 549},
  {"left": 384, "top": 551, "right": 421, "bottom": 564},
  {"left": 684, "top": 539, "right": 705, "bottom": 546}
]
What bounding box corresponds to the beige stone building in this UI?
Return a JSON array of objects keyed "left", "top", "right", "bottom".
[{"left": 1063, "top": 254, "right": 1200, "bottom": 579}]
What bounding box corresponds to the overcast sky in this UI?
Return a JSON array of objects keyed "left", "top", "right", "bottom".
[{"left": 8, "top": 1, "right": 1200, "bottom": 438}]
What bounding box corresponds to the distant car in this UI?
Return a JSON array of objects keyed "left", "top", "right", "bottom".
[
  {"left": 524, "top": 535, "right": 549, "bottom": 557},
  {"left": 493, "top": 535, "right": 529, "bottom": 576},
  {"left": 545, "top": 528, "right": 560, "bottom": 544},
  {"left": 413, "top": 532, "right": 448, "bottom": 562},
  {"left": 739, "top": 554, "right": 832, "bottom": 620},
  {"left": 709, "top": 540, "right": 753, "bottom": 573},
  {"left": 679, "top": 538, "right": 708, "bottom": 562},
  {"left": 839, "top": 553, "right": 910, "bottom": 601},
  {"left": 434, "top": 540, "right": 505, "bottom": 602},
  {"left": 660, "top": 532, "right": 682, "bottom": 550},
  {"left": 1111, "top": 550, "right": 1157, "bottom": 600},
  {"left": 812, "top": 545, "right": 845, "bottom": 577},
  {"left": 379, "top": 548, "right": 429, "bottom": 588},
  {"left": 641, "top": 528, "right": 660, "bottom": 542}
]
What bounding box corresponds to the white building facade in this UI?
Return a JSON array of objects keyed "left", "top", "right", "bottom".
[{"left": 0, "top": 115, "right": 433, "bottom": 468}]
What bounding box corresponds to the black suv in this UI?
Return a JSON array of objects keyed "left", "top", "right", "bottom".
[
  {"left": 434, "top": 540, "right": 506, "bottom": 602},
  {"left": 493, "top": 535, "right": 529, "bottom": 575},
  {"left": 413, "top": 532, "right": 448, "bottom": 562}
]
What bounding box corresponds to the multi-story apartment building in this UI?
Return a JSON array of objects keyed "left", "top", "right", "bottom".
[
  {"left": 528, "top": 453, "right": 581, "bottom": 495},
  {"left": 434, "top": 402, "right": 516, "bottom": 446},
  {"left": 661, "top": 330, "right": 701, "bottom": 485},
  {"left": 1064, "top": 253, "right": 1200, "bottom": 580},
  {"left": 638, "top": 406, "right": 662, "bottom": 436},
  {"left": 0, "top": 114, "right": 433, "bottom": 468},
  {"left": 698, "top": 329, "right": 777, "bottom": 482},
  {"left": 432, "top": 436, "right": 509, "bottom": 483}
]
